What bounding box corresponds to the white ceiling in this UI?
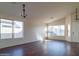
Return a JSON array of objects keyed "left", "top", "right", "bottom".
[{"left": 0, "top": 2, "right": 79, "bottom": 24}]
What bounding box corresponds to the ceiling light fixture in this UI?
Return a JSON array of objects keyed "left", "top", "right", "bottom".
[
  {"left": 21, "top": 4, "right": 27, "bottom": 18},
  {"left": 75, "top": 8, "right": 79, "bottom": 20}
]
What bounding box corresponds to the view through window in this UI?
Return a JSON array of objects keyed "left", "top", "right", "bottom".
[
  {"left": 48, "top": 25, "right": 64, "bottom": 36},
  {"left": 0, "top": 19, "right": 23, "bottom": 39},
  {"left": 14, "top": 21, "right": 23, "bottom": 38}
]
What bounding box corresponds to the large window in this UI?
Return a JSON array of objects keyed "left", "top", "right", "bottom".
[
  {"left": 1, "top": 19, "right": 12, "bottom": 39},
  {"left": 0, "top": 19, "right": 23, "bottom": 39},
  {"left": 48, "top": 25, "right": 64, "bottom": 36},
  {"left": 14, "top": 21, "right": 23, "bottom": 38}
]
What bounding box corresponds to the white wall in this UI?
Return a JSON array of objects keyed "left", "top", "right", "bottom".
[
  {"left": 0, "top": 15, "right": 45, "bottom": 48},
  {"left": 65, "top": 15, "right": 71, "bottom": 42},
  {"left": 71, "top": 13, "right": 79, "bottom": 42},
  {"left": 65, "top": 12, "right": 79, "bottom": 43}
]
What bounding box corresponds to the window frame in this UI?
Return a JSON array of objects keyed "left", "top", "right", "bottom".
[
  {"left": 48, "top": 25, "right": 65, "bottom": 36},
  {"left": 0, "top": 18, "right": 24, "bottom": 40}
]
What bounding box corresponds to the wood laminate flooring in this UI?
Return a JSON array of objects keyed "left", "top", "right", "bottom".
[{"left": 0, "top": 40, "right": 79, "bottom": 56}]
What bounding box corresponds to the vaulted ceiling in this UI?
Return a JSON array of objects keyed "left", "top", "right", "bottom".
[{"left": 0, "top": 2, "right": 79, "bottom": 24}]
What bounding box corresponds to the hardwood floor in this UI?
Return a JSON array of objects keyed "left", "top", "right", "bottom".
[{"left": 0, "top": 40, "right": 79, "bottom": 56}]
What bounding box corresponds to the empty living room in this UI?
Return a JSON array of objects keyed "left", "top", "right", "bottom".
[{"left": 0, "top": 1, "right": 79, "bottom": 57}]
